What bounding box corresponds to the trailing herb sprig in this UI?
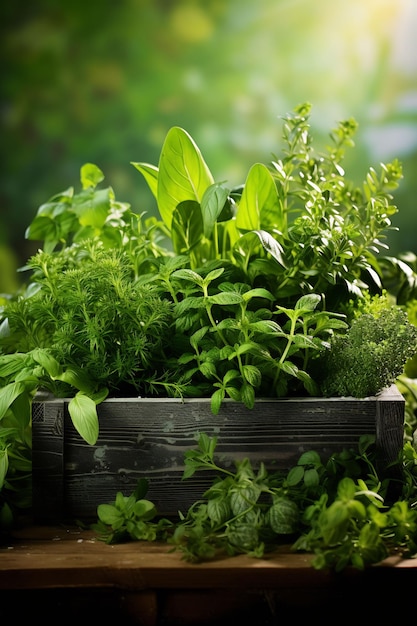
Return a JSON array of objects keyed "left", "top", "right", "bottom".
[{"left": 91, "top": 433, "right": 417, "bottom": 571}]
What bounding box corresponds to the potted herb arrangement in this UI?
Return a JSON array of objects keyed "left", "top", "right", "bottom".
[{"left": 0, "top": 103, "right": 416, "bottom": 526}]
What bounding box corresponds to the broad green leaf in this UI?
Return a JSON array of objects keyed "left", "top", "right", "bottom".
[
  {"left": 0, "top": 382, "right": 26, "bottom": 420},
  {"left": 242, "top": 287, "right": 275, "bottom": 302},
  {"left": 97, "top": 503, "right": 121, "bottom": 525},
  {"left": 54, "top": 367, "right": 93, "bottom": 393},
  {"left": 133, "top": 478, "right": 150, "bottom": 501},
  {"left": 231, "top": 341, "right": 261, "bottom": 357},
  {"left": 291, "top": 335, "right": 321, "bottom": 349},
  {"left": 11, "top": 390, "right": 32, "bottom": 428},
  {"left": 248, "top": 320, "right": 282, "bottom": 334},
  {"left": 31, "top": 349, "right": 62, "bottom": 378},
  {"left": 242, "top": 365, "right": 262, "bottom": 387},
  {"left": 210, "top": 388, "right": 225, "bottom": 415},
  {"left": 348, "top": 500, "right": 367, "bottom": 519},
  {"left": 190, "top": 326, "right": 209, "bottom": 350},
  {"left": 68, "top": 392, "right": 99, "bottom": 445},
  {"left": 296, "top": 370, "right": 319, "bottom": 395},
  {"left": 200, "top": 361, "right": 217, "bottom": 378},
  {"left": 234, "top": 230, "right": 286, "bottom": 267},
  {"left": 25, "top": 188, "right": 74, "bottom": 240},
  {"left": 297, "top": 450, "right": 322, "bottom": 466},
  {"left": 269, "top": 498, "right": 299, "bottom": 534},
  {"left": 279, "top": 361, "right": 299, "bottom": 376},
  {"left": 253, "top": 230, "right": 286, "bottom": 266},
  {"left": 201, "top": 184, "right": 230, "bottom": 238},
  {"left": 337, "top": 477, "right": 357, "bottom": 500},
  {"left": 286, "top": 465, "right": 304, "bottom": 487},
  {"left": 222, "top": 368, "right": 240, "bottom": 384},
  {"left": 171, "top": 200, "right": 203, "bottom": 256},
  {"left": 236, "top": 163, "right": 280, "bottom": 231},
  {"left": 0, "top": 354, "right": 28, "bottom": 378},
  {"left": 80, "top": 163, "right": 104, "bottom": 189},
  {"left": 172, "top": 268, "right": 204, "bottom": 285},
  {"left": 207, "top": 498, "right": 231, "bottom": 524},
  {"left": 89, "top": 387, "right": 109, "bottom": 405},
  {"left": 131, "top": 162, "right": 159, "bottom": 199},
  {"left": 321, "top": 501, "right": 350, "bottom": 544},
  {"left": 72, "top": 188, "right": 111, "bottom": 230},
  {"left": 134, "top": 499, "right": 157, "bottom": 520},
  {"left": 116, "top": 491, "right": 128, "bottom": 509},
  {"left": 174, "top": 296, "right": 205, "bottom": 316},
  {"left": 25, "top": 214, "right": 58, "bottom": 243},
  {"left": 216, "top": 318, "right": 241, "bottom": 331},
  {"left": 205, "top": 268, "right": 225, "bottom": 282},
  {"left": 295, "top": 294, "right": 322, "bottom": 311},
  {"left": 0, "top": 448, "right": 8, "bottom": 490},
  {"left": 157, "top": 127, "right": 214, "bottom": 229},
  {"left": 225, "top": 385, "right": 241, "bottom": 401},
  {"left": 198, "top": 432, "right": 215, "bottom": 455},
  {"left": 304, "top": 468, "right": 320, "bottom": 487},
  {"left": 207, "top": 292, "right": 243, "bottom": 306}
]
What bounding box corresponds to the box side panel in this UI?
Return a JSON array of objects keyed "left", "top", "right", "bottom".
[
  {"left": 32, "top": 387, "right": 405, "bottom": 523},
  {"left": 375, "top": 385, "right": 405, "bottom": 466},
  {"left": 32, "top": 400, "right": 65, "bottom": 522},
  {"left": 62, "top": 397, "right": 379, "bottom": 520}
]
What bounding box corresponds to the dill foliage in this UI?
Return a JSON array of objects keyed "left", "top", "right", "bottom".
[{"left": 2, "top": 245, "right": 174, "bottom": 394}]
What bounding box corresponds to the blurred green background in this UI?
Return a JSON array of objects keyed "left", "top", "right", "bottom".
[{"left": 1, "top": 0, "right": 416, "bottom": 293}]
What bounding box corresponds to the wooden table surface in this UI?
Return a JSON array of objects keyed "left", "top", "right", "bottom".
[{"left": 1, "top": 525, "right": 416, "bottom": 625}]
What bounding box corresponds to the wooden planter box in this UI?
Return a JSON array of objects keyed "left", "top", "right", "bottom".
[{"left": 31, "top": 385, "right": 405, "bottom": 524}]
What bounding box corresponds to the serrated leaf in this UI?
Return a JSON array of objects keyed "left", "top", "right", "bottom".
[
  {"left": 241, "top": 383, "right": 255, "bottom": 408},
  {"left": 172, "top": 268, "right": 204, "bottom": 285},
  {"left": 210, "top": 388, "right": 225, "bottom": 415},
  {"left": 190, "top": 326, "right": 210, "bottom": 349},
  {"left": 207, "top": 292, "right": 243, "bottom": 306},
  {"left": 248, "top": 320, "right": 282, "bottom": 334},
  {"left": 278, "top": 361, "right": 299, "bottom": 376},
  {"left": 242, "top": 365, "right": 261, "bottom": 387},
  {"left": 207, "top": 498, "right": 231, "bottom": 524},
  {"left": 200, "top": 361, "right": 217, "bottom": 378}
]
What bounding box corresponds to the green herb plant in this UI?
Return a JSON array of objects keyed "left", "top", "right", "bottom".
[
  {"left": 91, "top": 477, "right": 173, "bottom": 544},
  {"left": 92, "top": 433, "right": 417, "bottom": 572},
  {"left": 1, "top": 103, "right": 417, "bottom": 528}
]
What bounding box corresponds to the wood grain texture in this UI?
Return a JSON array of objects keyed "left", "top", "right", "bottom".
[
  {"left": 0, "top": 525, "right": 414, "bottom": 592},
  {"left": 1, "top": 525, "right": 415, "bottom": 626},
  {"left": 31, "top": 386, "right": 405, "bottom": 522}
]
